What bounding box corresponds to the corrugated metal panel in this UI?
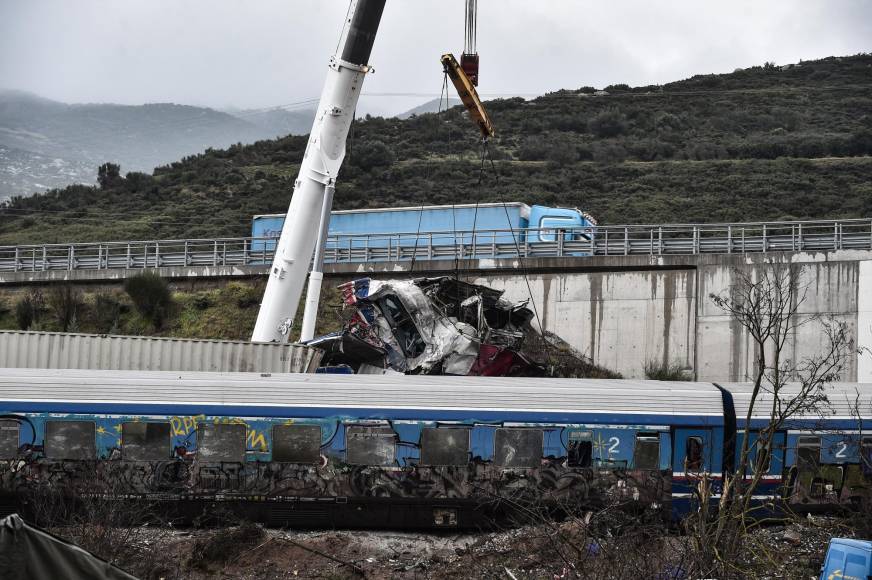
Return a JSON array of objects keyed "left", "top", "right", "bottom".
[
  {"left": 0, "top": 369, "right": 725, "bottom": 416},
  {"left": 0, "top": 331, "right": 322, "bottom": 374},
  {"left": 721, "top": 382, "right": 872, "bottom": 420}
]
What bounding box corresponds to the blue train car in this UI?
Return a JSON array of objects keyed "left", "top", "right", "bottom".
[
  {"left": 0, "top": 370, "right": 868, "bottom": 529},
  {"left": 0, "top": 370, "right": 718, "bottom": 528},
  {"left": 250, "top": 203, "right": 596, "bottom": 258},
  {"left": 726, "top": 382, "right": 872, "bottom": 510}
]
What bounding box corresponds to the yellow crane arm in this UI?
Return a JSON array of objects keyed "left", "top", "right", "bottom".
[{"left": 440, "top": 53, "right": 495, "bottom": 140}]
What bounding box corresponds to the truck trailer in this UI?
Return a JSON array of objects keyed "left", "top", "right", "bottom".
[{"left": 251, "top": 202, "right": 596, "bottom": 256}]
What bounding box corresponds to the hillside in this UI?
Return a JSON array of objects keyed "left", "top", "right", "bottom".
[
  {"left": 0, "top": 91, "right": 286, "bottom": 201},
  {"left": 398, "top": 97, "right": 462, "bottom": 119},
  {"left": 225, "top": 106, "right": 316, "bottom": 138},
  {"left": 1, "top": 54, "right": 871, "bottom": 244}
]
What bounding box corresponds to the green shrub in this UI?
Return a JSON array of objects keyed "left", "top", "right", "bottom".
[
  {"left": 123, "top": 272, "right": 173, "bottom": 329},
  {"left": 15, "top": 298, "right": 35, "bottom": 330},
  {"left": 14, "top": 290, "right": 44, "bottom": 331},
  {"left": 351, "top": 139, "right": 395, "bottom": 171},
  {"left": 588, "top": 109, "right": 628, "bottom": 138},
  {"left": 644, "top": 360, "right": 692, "bottom": 381},
  {"left": 93, "top": 291, "right": 123, "bottom": 334},
  {"left": 191, "top": 293, "right": 214, "bottom": 310}
]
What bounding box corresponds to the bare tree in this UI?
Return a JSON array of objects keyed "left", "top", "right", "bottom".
[
  {"left": 689, "top": 265, "right": 853, "bottom": 577},
  {"left": 47, "top": 285, "right": 83, "bottom": 332}
]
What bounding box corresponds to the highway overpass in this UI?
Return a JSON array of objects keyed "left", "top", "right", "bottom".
[{"left": 1, "top": 218, "right": 870, "bottom": 382}]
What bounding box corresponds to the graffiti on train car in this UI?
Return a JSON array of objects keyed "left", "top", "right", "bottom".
[
  {"left": 0, "top": 413, "right": 673, "bottom": 509},
  {"left": 0, "top": 457, "right": 669, "bottom": 507},
  {"left": 1, "top": 412, "right": 869, "bottom": 514}
]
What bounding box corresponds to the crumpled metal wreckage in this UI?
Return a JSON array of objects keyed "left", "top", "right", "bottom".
[{"left": 309, "top": 277, "right": 545, "bottom": 376}]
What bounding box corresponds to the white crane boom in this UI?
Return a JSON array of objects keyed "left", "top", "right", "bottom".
[{"left": 252, "top": 0, "right": 386, "bottom": 343}]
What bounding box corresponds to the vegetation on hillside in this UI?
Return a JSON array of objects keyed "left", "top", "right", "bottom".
[
  {"left": 1, "top": 54, "right": 871, "bottom": 244},
  {"left": 0, "top": 280, "right": 342, "bottom": 340}
]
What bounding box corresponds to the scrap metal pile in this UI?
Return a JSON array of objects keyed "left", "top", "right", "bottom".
[{"left": 308, "top": 277, "right": 547, "bottom": 376}]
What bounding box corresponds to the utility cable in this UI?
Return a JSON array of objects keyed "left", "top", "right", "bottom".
[
  {"left": 480, "top": 141, "right": 555, "bottom": 367},
  {"left": 409, "top": 72, "right": 451, "bottom": 273}
]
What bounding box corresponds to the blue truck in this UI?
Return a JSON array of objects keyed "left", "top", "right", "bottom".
[
  {"left": 251, "top": 202, "right": 596, "bottom": 258},
  {"left": 820, "top": 538, "right": 872, "bottom": 580}
]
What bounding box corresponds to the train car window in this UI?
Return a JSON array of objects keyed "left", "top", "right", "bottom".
[
  {"left": 495, "top": 429, "right": 543, "bottom": 468},
  {"left": 272, "top": 424, "right": 322, "bottom": 463},
  {"left": 346, "top": 426, "right": 397, "bottom": 466},
  {"left": 421, "top": 428, "right": 470, "bottom": 466},
  {"left": 633, "top": 433, "right": 660, "bottom": 470},
  {"left": 567, "top": 431, "right": 592, "bottom": 467},
  {"left": 198, "top": 423, "right": 246, "bottom": 462},
  {"left": 45, "top": 421, "right": 96, "bottom": 460},
  {"left": 797, "top": 435, "right": 821, "bottom": 472},
  {"left": 754, "top": 437, "right": 772, "bottom": 473},
  {"left": 685, "top": 436, "right": 703, "bottom": 471},
  {"left": 0, "top": 420, "right": 19, "bottom": 459},
  {"left": 122, "top": 422, "right": 171, "bottom": 461},
  {"left": 861, "top": 437, "right": 872, "bottom": 475}
]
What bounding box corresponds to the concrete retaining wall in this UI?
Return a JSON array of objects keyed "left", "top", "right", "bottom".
[
  {"left": 469, "top": 251, "right": 872, "bottom": 381},
  {"left": 2, "top": 250, "right": 871, "bottom": 381}
]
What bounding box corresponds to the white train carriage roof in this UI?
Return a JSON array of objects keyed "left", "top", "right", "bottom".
[
  {"left": 720, "top": 382, "right": 872, "bottom": 424},
  {"left": 0, "top": 368, "right": 725, "bottom": 423}
]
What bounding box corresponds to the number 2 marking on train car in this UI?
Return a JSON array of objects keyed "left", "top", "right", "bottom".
[
  {"left": 835, "top": 441, "right": 848, "bottom": 459},
  {"left": 608, "top": 437, "right": 620, "bottom": 455}
]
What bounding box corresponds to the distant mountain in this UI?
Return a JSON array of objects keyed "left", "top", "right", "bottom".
[
  {"left": 0, "top": 90, "right": 469, "bottom": 200},
  {"left": 227, "top": 107, "right": 316, "bottom": 137},
  {"left": 398, "top": 98, "right": 462, "bottom": 119},
  {"left": 0, "top": 90, "right": 276, "bottom": 199},
  {"left": 3, "top": 54, "right": 872, "bottom": 245}
]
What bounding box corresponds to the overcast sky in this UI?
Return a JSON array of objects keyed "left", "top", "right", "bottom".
[{"left": 2, "top": 0, "right": 870, "bottom": 116}]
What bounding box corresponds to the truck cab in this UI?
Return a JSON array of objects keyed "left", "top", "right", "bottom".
[
  {"left": 820, "top": 538, "right": 872, "bottom": 580},
  {"left": 527, "top": 205, "right": 597, "bottom": 244}
]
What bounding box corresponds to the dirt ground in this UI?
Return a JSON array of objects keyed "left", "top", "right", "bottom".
[{"left": 70, "top": 514, "right": 857, "bottom": 580}]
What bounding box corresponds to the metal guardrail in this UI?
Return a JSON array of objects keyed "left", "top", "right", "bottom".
[{"left": 0, "top": 219, "right": 870, "bottom": 274}]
